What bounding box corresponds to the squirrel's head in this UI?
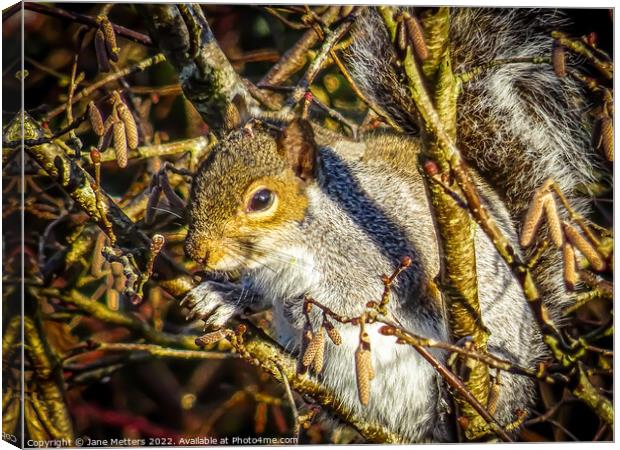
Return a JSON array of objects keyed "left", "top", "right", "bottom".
[{"left": 184, "top": 119, "right": 318, "bottom": 273}]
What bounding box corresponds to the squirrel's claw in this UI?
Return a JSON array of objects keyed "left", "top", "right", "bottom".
[
  {"left": 181, "top": 281, "right": 241, "bottom": 329},
  {"left": 202, "top": 303, "right": 238, "bottom": 329}
]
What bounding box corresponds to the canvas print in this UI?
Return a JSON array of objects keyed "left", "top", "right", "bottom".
[{"left": 2, "top": 2, "right": 614, "bottom": 446}]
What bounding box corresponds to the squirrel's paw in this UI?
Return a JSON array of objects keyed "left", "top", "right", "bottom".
[{"left": 180, "top": 281, "right": 241, "bottom": 329}]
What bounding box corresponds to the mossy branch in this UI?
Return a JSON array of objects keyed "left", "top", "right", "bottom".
[
  {"left": 137, "top": 4, "right": 260, "bottom": 131},
  {"left": 378, "top": 6, "right": 613, "bottom": 430},
  {"left": 23, "top": 315, "right": 74, "bottom": 441},
  {"left": 379, "top": 6, "right": 490, "bottom": 440},
  {"left": 572, "top": 363, "right": 614, "bottom": 426},
  {"left": 91, "top": 135, "right": 214, "bottom": 170},
  {"left": 83, "top": 342, "right": 237, "bottom": 361},
  {"left": 228, "top": 325, "right": 406, "bottom": 444}
]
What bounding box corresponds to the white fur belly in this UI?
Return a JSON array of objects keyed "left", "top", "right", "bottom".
[{"left": 272, "top": 313, "right": 449, "bottom": 442}]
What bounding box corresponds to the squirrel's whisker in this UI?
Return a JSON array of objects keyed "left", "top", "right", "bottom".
[
  {"left": 150, "top": 206, "right": 184, "bottom": 220},
  {"left": 224, "top": 243, "right": 279, "bottom": 274},
  {"left": 234, "top": 240, "right": 316, "bottom": 271}
]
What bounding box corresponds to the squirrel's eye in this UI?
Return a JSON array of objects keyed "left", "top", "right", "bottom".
[{"left": 247, "top": 188, "right": 275, "bottom": 212}]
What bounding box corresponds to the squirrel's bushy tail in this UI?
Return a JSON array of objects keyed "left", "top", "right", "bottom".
[{"left": 347, "top": 7, "right": 603, "bottom": 219}]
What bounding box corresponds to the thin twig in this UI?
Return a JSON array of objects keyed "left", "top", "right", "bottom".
[
  {"left": 286, "top": 10, "right": 362, "bottom": 108},
  {"left": 264, "top": 7, "right": 309, "bottom": 30},
  {"left": 275, "top": 362, "right": 301, "bottom": 441},
  {"left": 260, "top": 6, "right": 342, "bottom": 87},
  {"left": 377, "top": 321, "right": 566, "bottom": 384},
  {"left": 24, "top": 2, "right": 152, "bottom": 46},
  {"left": 44, "top": 54, "right": 166, "bottom": 121},
  {"left": 307, "top": 17, "right": 399, "bottom": 130},
  {"left": 457, "top": 56, "right": 552, "bottom": 84},
  {"left": 79, "top": 342, "right": 237, "bottom": 361},
  {"left": 563, "top": 288, "right": 612, "bottom": 315},
  {"left": 412, "top": 343, "right": 512, "bottom": 442}
]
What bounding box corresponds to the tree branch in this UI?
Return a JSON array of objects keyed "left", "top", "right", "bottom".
[
  {"left": 228, "top": 325, "right": 406, "bottom": 444},
  {"left": 379, "top": 7, "right": 491, "bottom": 440},
  {"left": 8, "top": 113, "right": 194, "bottom": 297},
  {"left": 44, "top": 53, "right": 166, "bottom": 122},
  {"left": 378, "top": 6, "right": 613, "bottom": 430},
  {"left": 259, "top": 6, "right": 342, "bottom": 87},
  {"left": 137, "top": 4, "right": 260, "bottom": 130},
  {"left": 24, "top": 2, "right": 152, "bottom": 46}
]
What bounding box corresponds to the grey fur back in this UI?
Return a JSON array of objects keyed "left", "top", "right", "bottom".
[
  {"left": 347, "top": 7, "right": 602, "bottom": 219},
  {"left": 345, "top": 7, "right": 605, "bottom": 316}
]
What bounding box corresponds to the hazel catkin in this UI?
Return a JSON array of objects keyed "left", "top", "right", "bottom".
[
  {"left": 311, "top": 328, "right": 326, "bottom": 374},
  {"left": 90, "top": 232, "right": 107, "bottom": 277},
  {"left": 340, "top": 5, "right": 355, "bottom": 17},
  {"left": 562, "top": 242, "right": 578, "bottom": 290},
  {"left": 323, "top": 319, "right": 342, "bottom": 346},
  {"left": 302, "top": 328, "right": 322, "bottom": 367},
  {"left": 113, "top": 120, "right": 128, "bottom": 168},
  {"left": 195, "top": 329, "right": 228, "bottom": 347},
  {"left": 552, "top": 42, "right": 566, "bottom": 77},
  {"left": 543, "top": 195, "right": 564, "bottom": 248},
  {"left": 99, "top": 16, "right": 119, "bottom": 62},
  {"left": 404, "top": 14, "right": 429, "bottom": 61},
  {"left": 94, "top": 29, "right": 111, "bottom": 72},
  {"left": 563, "top": 222, "right": 605, "bottom": 271},
  {"left": 88, "top": 101, "right": 105, "bottom": 136},
  {"left": 355, "top": 345, "right": 372, "bottom": 406},
  {"left": 599, "top": 116, "right": 613, "bottom": 162},
  {"left": 117, "top": 103, "right": 139, "bottom": 150},
  {"left": 520, "top": 191, "right": 547, "bottom": 247},
  {"left": 297, "top": 326, "right": 313, "bottom": 375}
]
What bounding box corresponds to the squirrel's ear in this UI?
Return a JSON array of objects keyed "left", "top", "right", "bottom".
[
  {"left": 223, "top": 94, "right": 252, "bottom": 130},
  {"left": 277, "top": 119, "right": 318, "bottom": 182}
]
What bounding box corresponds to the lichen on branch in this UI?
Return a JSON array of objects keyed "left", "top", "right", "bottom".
[
  {"left": 138, "top": 4, "right": 260, "bottom": 131},
  {"left": 379, "top": 6, "right": 491, "bottom": 440}
]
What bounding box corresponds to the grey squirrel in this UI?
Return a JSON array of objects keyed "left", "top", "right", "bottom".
[{"left": 181, "top": 7, "right": 604, "bottom": 442}]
